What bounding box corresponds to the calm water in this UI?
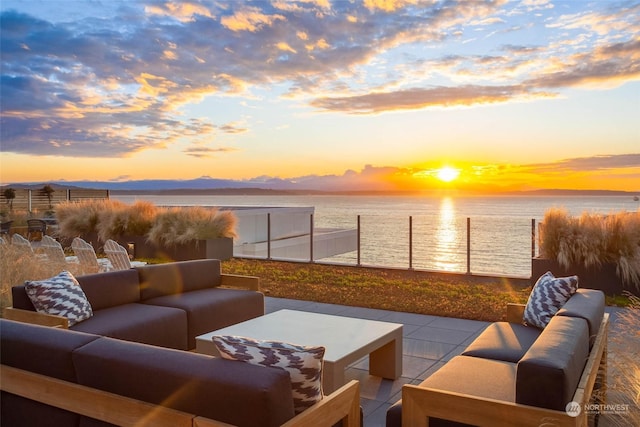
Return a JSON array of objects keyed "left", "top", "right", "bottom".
[{"left": 113, "top": 194, "right": 640, "bottom": 277}]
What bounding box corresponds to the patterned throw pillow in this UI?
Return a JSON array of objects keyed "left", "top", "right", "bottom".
[
  {"left": 24, "top": 270, "right": 93, "bottom": 326},
  {"left": 212, "top": 335, "right": 325, "bottom": 414},
  {"left": 523, "top": 271, "right": 578, "bottom": 329}
]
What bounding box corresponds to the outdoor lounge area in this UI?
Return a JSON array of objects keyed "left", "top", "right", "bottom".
[{"left": 0, "top": 256, "right": 626, "bottom": 427}]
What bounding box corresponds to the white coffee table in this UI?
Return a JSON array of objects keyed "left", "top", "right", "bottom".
[{"left": 195, "top": 309, "right": 403, "bottom": 394}]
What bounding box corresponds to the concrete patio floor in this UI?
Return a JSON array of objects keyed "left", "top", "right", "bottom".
[{"left": 265, "top": 296, "right": 625, "bottom": 427}]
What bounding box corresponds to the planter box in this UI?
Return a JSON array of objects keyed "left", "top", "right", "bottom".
[
  {"left": 118, "top": 236, "right": 233, "bottom": 262},
  {"left": 72, "top": 234, "right": 233, "bottom": 262},
  {"left": 532, "top": 257, "right": 638, "bottom": 296}
]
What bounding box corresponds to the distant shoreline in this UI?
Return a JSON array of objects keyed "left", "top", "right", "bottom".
[
  {"left": 1, "top": 182, "right": 637, "bottom": 197},
  {"left": 109, "top": 188, "right": 637, "bottom": 197}
]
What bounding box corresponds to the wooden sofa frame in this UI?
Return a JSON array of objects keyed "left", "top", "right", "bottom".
[
  {"left": 401, "top": 303, "right": 609, "bottom": 427},
  {"left": 2, "top": 272, "right": 261, "bottom": 329},
  {"left": 0, "top": 365, "right": 361, "bottom": 427}
]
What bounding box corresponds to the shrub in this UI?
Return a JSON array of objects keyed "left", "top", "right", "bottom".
[
  {"left": 147, "top": 206, "right": 237, "bottom": 247},
  {"left": 0, "top": 244, "right": 82, "bottom": 309},
  {"left": 56, "top": 200, "right": 237, "bottom": 246},
  {"left": 96, "top": 200, "right": 157, "bottom": 241},
  {"left": 603, "top": 293, "right": 640, "bottom": 426},
  {"left": 56, "top": 199, "right": 115, "bottom": 237},
  {"left": 540, "top": 208, "right": 640, "bottom": 290}
]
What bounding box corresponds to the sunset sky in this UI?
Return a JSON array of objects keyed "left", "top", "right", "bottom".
[{"left": 1, "top": 0, "right": 639, "bottom": 192}]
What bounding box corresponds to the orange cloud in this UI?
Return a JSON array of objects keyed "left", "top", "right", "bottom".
[{"left": 221, "top": 8, "right": 285, "bottom": 32}]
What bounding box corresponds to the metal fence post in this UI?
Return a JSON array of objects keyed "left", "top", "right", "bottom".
[
  {"left": 310, "top": 213, "right": 314, "bottom": 263},
  {"left": 267, "top": 213, "right": 271, "bottom": 260},
  {"left": 357, "top": 215, "right": 361, "bottom": 266},
  {"left": 466, "top": 217, "right": 471, "bottom": 274},
  {"left": 531, "top": 218, "right": 536, "bottom": 258},
  {"left": 409, "top": 216, "right": 413, "bottom": 270}
]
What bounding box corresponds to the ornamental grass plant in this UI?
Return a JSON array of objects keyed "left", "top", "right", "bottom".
[
  {"left": 601, "top": 293, "right": 640, "bottom": 426},
  {"left": 55, "top": 200, "right": 236, "bottom": 246},
  {"left": 0, "top": 244, "right": 82, "bottom": 309},
  {"left": 146, "top": 206, "right": 237, "bottom": 247},
  {"left": 539, "top": 208, "right": 640, "bottom": 291},
  {"left": 56, "top": 199, "right": 112, "bottom": 237}
]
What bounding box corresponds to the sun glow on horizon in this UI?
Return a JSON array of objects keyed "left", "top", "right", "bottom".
[{"left": 436, "top": 167, "right": 460, "bottom": 183}]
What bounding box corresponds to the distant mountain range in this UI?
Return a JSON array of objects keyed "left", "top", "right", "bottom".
[{"left": 1, "top": 178, "right": 638, "bottom": 197}]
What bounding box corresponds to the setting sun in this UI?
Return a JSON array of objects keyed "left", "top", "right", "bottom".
[{"left": 437, "top": 167, "right": 460, "bottom": 183}]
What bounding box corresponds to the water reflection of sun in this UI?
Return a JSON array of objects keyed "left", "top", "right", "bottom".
[{"left": 434, "top": 197, "right": 461, "bottom": 271}]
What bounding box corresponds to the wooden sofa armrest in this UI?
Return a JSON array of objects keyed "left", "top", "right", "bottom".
[
  {"left": 280, "top": 380, "right": 361, "bottom": 427},
  {"left": 506, "top": 303, "right": 525, "bottom": 324},
  {"left": 2, "top": 307, "right": 69, "bottom": 329},
  {"left": 220, "top": 274, "right": 260, "bottom": 291}
]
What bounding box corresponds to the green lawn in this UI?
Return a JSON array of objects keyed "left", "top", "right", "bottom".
[{"left": 222, "top": 258, "right": 532, "bottom": 322}]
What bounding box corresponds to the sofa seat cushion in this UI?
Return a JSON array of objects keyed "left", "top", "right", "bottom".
[
  {"left": 386, "top": 356, "right": 516, "bottom": 427},
  {"left": 143, "top": 287, "right": 264, "bottom": 349},
  {"left": 516, "top": 315, "right": 589, "bottom": 411},
  {"left": 73, "top": 336, "right": 295, "bottom": 427},
  {"left": 556, "top": 288, "right": 605, "bottom": 347},
  {"left": 137, "top": 259, "right": 222, "bottom": 300},
  {"left": 462, "top": 322, "right": 541, "bottom": 363},
  {"left": 70, "top": 303, "right": 188, "bottom": 350},
  {"left": 420, "top": 355, "right": 517, "bottom": 402}
]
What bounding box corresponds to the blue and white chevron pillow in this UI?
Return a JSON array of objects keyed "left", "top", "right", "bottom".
[
  {"left": 212, "top": 335, "right": 325, "bottom": 414},
  {"left": 523, "top": 271, "right": 578, "bottom": 329},
  {"left": 24, "top": 270, "right": 93, "bottom": 326}
]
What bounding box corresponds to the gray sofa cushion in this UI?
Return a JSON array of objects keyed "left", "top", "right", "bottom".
[
  {"left": 0, "top": 319, "right": 99, "bottom": 381},
  {"left": 462, "top": 322, "right": 541, "bottom": 363},
  {"left": 76, "top": 269, "right": 140, "bottom": 310},
  {"left": 0, "top": 319, "right": 101, "bottom": 427},
  {"left": 11, "top": 284, "right": 39, "bottom": 311},
  {"left": 556, "top": 288, "right": 605, "bottom": 346},
  {"left": 420, "top": 356, "right": 517, "bottom": 402},
  {"left": 387, "top": 356, "right": 516, "bottom": 427},
  {"left": 70, "top": 303, "right": 188, "bottom": 350},
  {"left": 73, "top": 336, "right": 295, "bottom": 427},
  {"left": 137, "top": 259, "right": 222, "bottom": 300},
  {"left": 516, "top": 315, "right": 589, "bottom": 411},
  {"left": 143, "top": 287, "right": 264, "bottom": 349}
]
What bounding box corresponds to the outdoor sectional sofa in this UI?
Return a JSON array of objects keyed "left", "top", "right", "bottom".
[
  {"left": 7, "top": 259, "right": 264, "bottom": 350},
  {"left": 386, "top": 288, "right": 609, "bottom": 427},
  {"left": 1, "top": 259, "right": 361, "bottom": 426},
  {"left": 0, "top": 319, "right": 361, "bottom": 427}
]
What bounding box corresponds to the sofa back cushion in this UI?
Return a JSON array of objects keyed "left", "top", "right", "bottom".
[
  {"left": 1, "top": 318, "right": 100, "bottom": 380},
  {"left": 11, "top": 284, "right": 37, "bottom": 311},
  {"left": 73, "top": 336, "right": 295, "bottom": 427},
  {"left": 0, "top": 319, "right": 101, "bottom": 427},
  {"left": 516, "top": 315, "right": 589, "bottom": 411},
  {"left": 137, "top": 259, "right": 222, "bottom": 300},
  {"left": 76, "top": 269, "right": 141, "bottom": 310},
  {"left": 556, "top": 288, "right": 605, "bottom": 347}
]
